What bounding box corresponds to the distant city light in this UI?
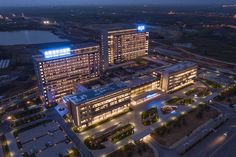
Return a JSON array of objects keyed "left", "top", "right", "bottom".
[
  {"left": 43, "top": 48, "right": 71, "bottom": 59},
  {"left": 43, "top": 20, "right": 50, "bottom": 24},
  {"left": 137, "top": 25, "right": 145, "bottom": 32}
]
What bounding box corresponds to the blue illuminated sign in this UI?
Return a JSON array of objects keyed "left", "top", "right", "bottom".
[
  {"left": 137, "top": 25, "right": 145, "bottom": 32},
  {"left": 146, "top": 93, "right": 157, "bottom": 99},
  {"left": 43, "top": 48, "right": 71, "bottom": 59}
]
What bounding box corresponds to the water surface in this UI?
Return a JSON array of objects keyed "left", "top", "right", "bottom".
[{"left": 0, "top": 30, "right": 68, "bottom": 45}]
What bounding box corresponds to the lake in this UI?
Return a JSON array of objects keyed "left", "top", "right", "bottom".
[{"left": 0, "top": 30, "right": 68, "bottom": 46}]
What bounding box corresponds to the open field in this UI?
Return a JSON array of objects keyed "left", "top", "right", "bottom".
[
  {"left": 106, "top": 141, "right": 154, "bottom": 157},
  {"left": 151, "top": 105, "right": 219, "bottom": 147}
]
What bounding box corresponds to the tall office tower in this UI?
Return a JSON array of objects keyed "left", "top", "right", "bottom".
[
  {"left": 161, "top": 61, "right": 198, "bottom": 93},
  {"left": 101, "top": 25, "right": 149, "bottom": 69},
  {"left": 33, "top": 43, "right": 101, "bottom": 105}
]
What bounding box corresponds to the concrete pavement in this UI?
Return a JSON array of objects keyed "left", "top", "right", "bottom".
[
  {"left": 182, "top": 103, "right": 236, "bottom": 157},
  {"left": 46, "top": 109, "right": 94, "bottom": 157}
]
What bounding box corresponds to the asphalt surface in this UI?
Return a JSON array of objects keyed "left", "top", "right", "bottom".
[
  {"left": 147, "top": 102, "right": 236, "bottom": 157},
  {"left": 182, "top": 103, "right": 236, "bottom": 157},
  {"left": 46, "top": 108, "right": 94, "bottom": 157}
]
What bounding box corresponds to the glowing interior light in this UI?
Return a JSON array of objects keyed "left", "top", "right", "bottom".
[
  {"left": 44, "top": 48, "right": 71, "bottom": 59},
  {"left": 137, "top": 25, "right": 145, "bottom": 31}
]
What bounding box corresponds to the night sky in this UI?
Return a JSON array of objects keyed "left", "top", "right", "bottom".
[{"left": 0, "top": 0, "right": 235, "bottom": 7}]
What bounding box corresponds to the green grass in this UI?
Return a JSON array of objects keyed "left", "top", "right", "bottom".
[
  {"left": 166, "top": 97, "right": 194, "bottom": 105},
  {"left": 185, "top": 89, "right": 196, "bottom": 96},
  {"left": 217, "top": 83, "right": 236, "bottom": 100},
  {"left": 106, "top": 141, "right": 155, "bottom": 157},
  {"left": 202, "top": 79, "right": 222, "bottom": 89},
  {"left": 109, "top": 124, "right": 135, "bottom": 143},
  {"left": 84, "top": 137, "right": 105, "bottom": 150},
  {"left": 151, "top": 104, "right": 219, "bottom": 146},
  {"left": 141, "top": 107, "right": 159, "bottom": 126},
  {"left": 84, "top": 123, "right": 134, "bottom": 149}
]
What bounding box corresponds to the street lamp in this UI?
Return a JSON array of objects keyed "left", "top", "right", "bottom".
[{"left": 7, "top": 116, "right": 12, "bottom": 120}]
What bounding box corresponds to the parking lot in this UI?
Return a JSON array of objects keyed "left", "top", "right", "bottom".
[{"left": 5, "top": 120, "right": 79, "bottom": 157}]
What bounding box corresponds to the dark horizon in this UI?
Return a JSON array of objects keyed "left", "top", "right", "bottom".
[{"left": 0, "top": 0, "right": 235, "bottom": 7}]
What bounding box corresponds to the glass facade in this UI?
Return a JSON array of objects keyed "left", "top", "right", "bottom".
[
  {"left": 102, "top": 28, "right": 149, "bottom": 68},
  {"left": 33, "top": 45, "right": 101, "bottom": 105},
  {"left": 161, "top": 63, "right": 198, "bottom": 93},
  {"left": 69, "top": 87, "right": 130, "bottom": 128}
]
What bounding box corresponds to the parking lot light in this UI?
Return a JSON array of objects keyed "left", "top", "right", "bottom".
[{"left": 7, "top": 116, "right": 12, "bottom": 120}]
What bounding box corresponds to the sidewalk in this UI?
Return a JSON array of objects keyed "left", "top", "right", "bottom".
[
  {"left": 143, "top": 135, "right": 159, "bottom": 157},
  {"left": 5, "top": 132, "right": 22, "bottom": 157},
  {"left": 0, "top": 140, "right": 4, "bottom": 157}
]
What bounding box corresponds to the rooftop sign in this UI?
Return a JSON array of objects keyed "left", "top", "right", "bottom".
[
  {"left": 43, "top": 48, "right": 71, "bottom": 59},
  {"left": 137, "top": 25, "right": 145, "bottom": 32}
]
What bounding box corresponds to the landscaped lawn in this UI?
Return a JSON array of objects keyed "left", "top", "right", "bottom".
[
  {"left": 151, "top": 104, "right": 219, "bottom": 147},
  {"left": 165, "top": 97, "right": 194, "bottom": 105},
  {"left": 185, "top": 87, "right": 210, "bottom": 97},
  {"left": 141, "top": 107, "right": 159, "bottom": 126},
  {"left": 217, "top": 83, "right": 236, "bottom": 103},
  {"left": 106, "top": 141, "right": 155, "bottom": 157},
  {"left": 84, "top": 123, "right": 134, "bottom": 149},
  {"left": 202, "top": 79, "right": 222, "bottom": 89}
]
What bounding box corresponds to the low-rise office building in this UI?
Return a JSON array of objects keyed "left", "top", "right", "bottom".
[
  {"left": 125, "top": 75, "right": 161, "bottom": 104},
  {"left": 160, "top": 61, "right": 198, "bottom": 93},
  {"left": 33, "top": 43, "right": 101, "bottom": 105},
  {"left": 66, "top": 82, "right": 131, "bottom": 128},
  {"left": 125, "top": 75, "right": 161, "bottom": 98}
]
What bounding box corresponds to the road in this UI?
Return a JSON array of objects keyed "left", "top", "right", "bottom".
[
  {"left": 146, "top": 102, "right": 236, "bottom": 157},
  {"left": 182, "top": 103, "right": 236, "bottom": 157},
  {"left": 150, "top": 40, "right": 236, "bottom": 74}
]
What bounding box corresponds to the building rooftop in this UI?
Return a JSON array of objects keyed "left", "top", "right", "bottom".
[
  {"left": 33, "top": 42, "right": 98, "bottom": 62},
  {"left": 162, "top": 61, "right": 197, "bottom": 73},
  {"left": 124, "top": 75, "right": 158, "bottom": 89},
  {"left": 68, "top": 81, "right": 128, "bottom": 105}
]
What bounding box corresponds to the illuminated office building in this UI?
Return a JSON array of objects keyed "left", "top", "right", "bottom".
[
  {"left": 125, "top": 75, "right": 161, "bottom": 98},
  {"left": 101, "top": 25, "right": 149, "bottom": 69},
  {"left": 160, "top": 61, "right": 198, "bottom": 93},
  {"left": 66, "top": 82, "right": 130, "bottom": 128},
  {"left": 33, "top": 43, "right": 101, "bottom": 105},
  {"left": 125, "top": 75, "right": 161, "bottom": 104}
]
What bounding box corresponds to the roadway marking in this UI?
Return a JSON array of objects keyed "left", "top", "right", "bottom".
[{"left": 209, "top": 132, "right": 236, "bottom": 157}]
